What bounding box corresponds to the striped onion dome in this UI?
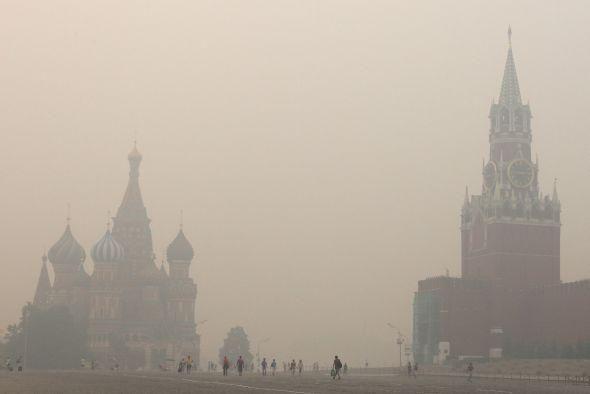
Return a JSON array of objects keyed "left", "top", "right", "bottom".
[
  {"left": 90, "top": 229, "right": 125, "bottom": 263},
  {"left": 166, "top": 229, "right": 194, "bottom": 262},
  {"left": 48, "top": 224, "right": 86, "bottom": 266}
]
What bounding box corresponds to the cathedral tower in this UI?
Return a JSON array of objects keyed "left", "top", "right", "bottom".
[
  {"left": 47, "top": 221, "right": 89, "bottom": 312},
  {"left": 88, "top": 222, "right": 125, "bottom": 362},
  {"left": 461, "top": 28, "right": 561, "bottom": 289},
  {"left": 166, "top": 223, "right": 199, "bottom": 362}
]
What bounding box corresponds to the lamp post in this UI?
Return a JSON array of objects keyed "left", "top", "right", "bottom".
[
  {"left": 195, "top": 320, "right": 207, "bottom": 371},
  {"left": 387, "top": 323, "right": 405, "bottom": 369}
]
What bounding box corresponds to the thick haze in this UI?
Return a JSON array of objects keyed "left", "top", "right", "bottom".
[{"left": 2, "top": 1, "right": 590, "bottom": 367}]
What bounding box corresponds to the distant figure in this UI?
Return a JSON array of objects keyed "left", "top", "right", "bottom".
[
  {"left": 413, "top": 362, "right": 418, "bottom": 378},
  {"left": 250, "top": 362, "right": 254, "bottom": 372},
  {"left": 467, "top": 362, "right": 474, "bottom": 382},
  {"left": 178, "top": 358, "right": 186, "bottom": 374},
  {"left": 261, "top": 358, "right": 268, "bottom": 376},
  {"left": 407, "top": 361, "right": 412, "bottom": 377},
  {"left": 223, "top": 356, "right": 230, "bottom": 376},
  {"left": 187, "top": 355, "right": 192, "bottom": 374},
  {"left": 283, "top": 361, "right": 287, "bottom": 373},
  {"left": 332, "top": 355, "right": 342, "bottom": 380},
  {"left": 237, "top": 356, "right": 245, "bottom": 376},
  {"left": 290, "top": 359, "right": 296, "bottom": 375},
  {"left": 271, "top": 359, "right": 277, "bottom": 376},
  {"left": 298, "top": 359, "right": 304, "bottom": 375},
  {"left": 343, "top": 363, "right": 348, "bottom": 375}
]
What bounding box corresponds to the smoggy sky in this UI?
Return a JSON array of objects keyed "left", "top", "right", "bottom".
[{"left": 1, "top": 1, "right": 590, "bottom": 366}]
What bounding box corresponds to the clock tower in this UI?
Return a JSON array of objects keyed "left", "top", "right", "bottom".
[{"left": 461, "top": 28, "right": 561, "bottom": 289}]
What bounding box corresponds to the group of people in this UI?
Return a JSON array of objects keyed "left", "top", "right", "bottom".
[
  {"left": 177, "top": 355, "right": 194, "bottom": 374},
  {"left": 216, "top": 355, "right": 349, "bottom": 379},
  {"left": 260, "top": 358, "right": 278, "bottom": 375},
  {"left": 4, "top": 357, "right": 23, "bottom": 372}
]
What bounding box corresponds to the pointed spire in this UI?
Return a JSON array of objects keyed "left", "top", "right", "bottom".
[
  {"left": 117, "top": 143, "right": 147, "bottom": 220},
  {"left": 552, "top": 178, "right": 560, "bottom": 205},
  {"left": 463, "top": 186, "right": 470, "bottom": 209},
  {"left": 33, "top": 256, "right": 52, "bottom": 306},
  {"left": 499, "top": 26, "right": 522, "bottom": 108},
  {"left": 106, "top": 210, "right": 111, "bottom": 231}
]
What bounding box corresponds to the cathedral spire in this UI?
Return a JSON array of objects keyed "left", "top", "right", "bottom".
[
  {"left": 116, "top": 143, "right": 147, "bottom": 220},
  {"left": 462, "top": 186, "right": 470, "bottom": 210},
  {"left": 499, "top": 26, "right": 522, "bottom": 108},
  {"left": 552, "top": 178, "right": 560, "bottom": 205},
  {"left": 33, "top": 254, "right": 52, "bottom": 306}
]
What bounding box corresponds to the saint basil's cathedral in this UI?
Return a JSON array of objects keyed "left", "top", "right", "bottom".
[{"left": 32, "top": 144, "right": 199, "bottom": 370}]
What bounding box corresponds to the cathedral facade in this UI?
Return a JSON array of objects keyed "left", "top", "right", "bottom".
[
  {"left": 33, "top": 145, "right": 199, "bottom": 370},
  {"left": 413, "top": 31, "right": 590, "bottom": 364}
]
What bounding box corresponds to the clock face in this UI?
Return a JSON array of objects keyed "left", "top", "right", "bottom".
[
  {"left": 508, "top": 159, "right": 534, "bottom": 188},
  {"left": 483, "top": 161, "right": 497, "bottom": 190}
]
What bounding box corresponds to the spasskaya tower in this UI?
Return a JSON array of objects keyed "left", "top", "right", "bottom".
[{"left": 460, "top": 27, "right": 561, "bottom": 289}]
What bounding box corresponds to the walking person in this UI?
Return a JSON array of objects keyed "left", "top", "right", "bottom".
[
  {"left": 467, "top": 362, "right": 474, "bottom": 382},
  {"left": 271, "top": 359, "right": 277, "bottom": 376},
  {"left": 237, "top": 356, "right": 245, "bottom": 376},
  {"left": 298, "top": 360, "right": 304, "bottom": 375},
  {"left": 222, "top": 356, "right": 230, "bottom": 376},
  {"left": 343, "top": 363, "right": 348, "bottom": 375},
  {"left": 413, "top": 362, "right": 418, "bottom": 378},
  {"left": 407, "top": 361, "right": 412, "bottom": 377},
  {"left": 332, "top": 355, "right": 342, "bottom": 380},
  {"left": 261, "top": 358, "right": 268, "bottom": 376},
  {"left": 290, "top": 359, "right": 296, "bottom": 375},
  {"left": 186, "top": 355, "right": 192, "bottom": 375}
]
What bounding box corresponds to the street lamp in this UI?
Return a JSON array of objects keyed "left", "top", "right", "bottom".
[{"left": 387, "top": 323, "right": 405, "bottom": 369}]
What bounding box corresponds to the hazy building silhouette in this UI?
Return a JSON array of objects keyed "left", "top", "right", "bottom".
[
  {"left": 33, "top": 144, "right": 199, "bottom": 370},
  {"left": 413, "top": 30, "right": 589, "bottom": 364}
]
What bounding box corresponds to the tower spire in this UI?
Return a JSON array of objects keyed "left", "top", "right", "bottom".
[
  {"left": 499, "top": 26, "right": 522, "bottom": 108},
  {"left": 116, "top": 143, "right": 147, "bottom": 220},
  {"left": 552, "top": 178, "right": 560, "bottom": 205},
  {"left": 463, "top": 186, "right": 470, "bottom": 210},
  {"left": 33, "top": 254, "right": 52, "bottom": 306}
]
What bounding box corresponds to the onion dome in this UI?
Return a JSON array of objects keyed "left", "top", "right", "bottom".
[
  {"left": 166, "top": 229, "right": 194, "bottom": 262},
  {"left": 48, "top": 224, "right": 86, "bottom": 265},
  {"left": 91, "top": 229, "right": 125, "bottom": 263}
]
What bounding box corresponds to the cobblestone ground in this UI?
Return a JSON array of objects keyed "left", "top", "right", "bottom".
[{"left": 1, "top": 371, "right": 589, "bottom": 393}]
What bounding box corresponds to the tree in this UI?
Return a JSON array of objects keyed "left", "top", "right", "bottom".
[
  {"left": 218, "top": 326, "right": 253, "bottom": 366},
  {"left": 3, "top": 303, "right": 88, "bottom": 369}
]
